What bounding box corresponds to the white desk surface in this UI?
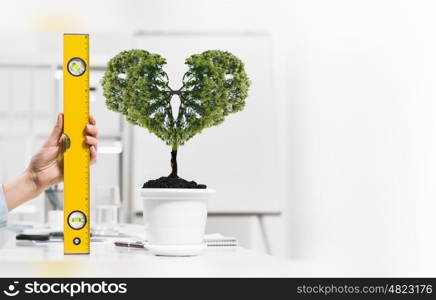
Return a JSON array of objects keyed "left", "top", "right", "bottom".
[{"left": 0, "top": 229, "right": 296, "bottom": 278}]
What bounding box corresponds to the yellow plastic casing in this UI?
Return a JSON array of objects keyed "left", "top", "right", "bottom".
[{"left": 63, "top": 34, "right": 90, "bottom": 254}]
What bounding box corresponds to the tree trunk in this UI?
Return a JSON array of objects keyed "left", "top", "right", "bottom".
[{"left": 169, "top": 150, "right": 178, "bottom": 178}]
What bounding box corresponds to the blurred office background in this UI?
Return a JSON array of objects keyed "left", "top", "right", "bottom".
[{"left": 1, "top": 0, "right": 436, "bottom": 276}]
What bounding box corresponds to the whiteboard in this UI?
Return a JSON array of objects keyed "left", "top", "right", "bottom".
[{"left": 131, "top": 31, "right": 282, "bottom": 214}]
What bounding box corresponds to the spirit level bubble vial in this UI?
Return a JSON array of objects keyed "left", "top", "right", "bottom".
[{"left": 63, "top": 34, "right": 90, "bottom": 254}]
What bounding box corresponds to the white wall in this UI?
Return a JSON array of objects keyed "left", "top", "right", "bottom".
[
  {"left": 1, "top": 0, "right": 436, "bottom": 275},
  {"left": 287, "top": 0, "right": 436, "bottom": 275}
]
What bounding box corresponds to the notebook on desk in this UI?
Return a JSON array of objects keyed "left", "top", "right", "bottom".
[{"left": 203, "top": 233, "right": 238, "bottom": 247}]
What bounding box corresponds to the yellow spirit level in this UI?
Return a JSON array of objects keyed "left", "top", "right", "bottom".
[{"left": 63, "top": 34, "right": 90, "bottom": 254}]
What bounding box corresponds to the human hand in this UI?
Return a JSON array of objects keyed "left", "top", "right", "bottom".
[
  {"left": 3, "top": 113, "right": 98, "bottom": 210},
  {"left": 27, "top": 113, "right": 98, "bottom": 193}
]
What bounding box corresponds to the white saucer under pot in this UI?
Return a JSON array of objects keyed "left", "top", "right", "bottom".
[{"left": 138, "top": 188, "right": 215, "bottom": 256}]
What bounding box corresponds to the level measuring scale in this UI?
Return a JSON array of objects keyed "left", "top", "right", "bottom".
[{"left": 63, "top": 34, "right": 90, "bottom": 254}]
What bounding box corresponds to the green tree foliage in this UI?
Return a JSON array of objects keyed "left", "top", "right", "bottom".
[{"left": 101, "top": 49, "right": 250, "bottom": 150}]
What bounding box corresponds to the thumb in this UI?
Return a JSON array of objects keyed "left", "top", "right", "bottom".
[{"left": 45, "top": 113, "right": 64, "bottom": 146}]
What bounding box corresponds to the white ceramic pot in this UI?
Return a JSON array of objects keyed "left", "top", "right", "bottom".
[{"left": 139, "top": 188, "right": 215, "bottom": 256}]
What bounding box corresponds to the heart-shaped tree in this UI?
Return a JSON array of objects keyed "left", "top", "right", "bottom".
[{"left": 102, "top": 49, "right": 250, "bottom": 188}]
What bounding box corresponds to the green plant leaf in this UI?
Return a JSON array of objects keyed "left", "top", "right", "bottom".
[{"left": 101, "top": 49, "right": 250, "bottom": 149}]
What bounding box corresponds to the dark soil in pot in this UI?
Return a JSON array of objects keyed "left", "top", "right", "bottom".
[
  {"left": 142, "top": 176, "right": 207, "bottom": 189},
  {"left": 142, "top": 150, "right": 207, "bottom": 189}
]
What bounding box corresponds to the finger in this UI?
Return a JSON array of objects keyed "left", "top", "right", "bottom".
[
  {"left": 89, "top": 115, "right": 96, "bottom": 126},
  {"left": 57, "top": 135, "right": 67, "bottom": 154},
  {"left": 90, "top": 145, "right": 97, "bottom": 164},
  {"left": 85, "top": 136, "right": 97, "bottom": 147},
  {"left": 45, "top": 113, "right": 64, "bottom": 146},
  {"left": 85, "top": 124, "right": 98, "bottom": 137}
]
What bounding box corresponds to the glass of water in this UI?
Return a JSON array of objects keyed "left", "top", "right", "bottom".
[{"left": 94, "top": 186, "right": 120, "bottom": 236}]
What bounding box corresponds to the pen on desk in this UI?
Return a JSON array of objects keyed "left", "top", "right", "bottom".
[
  {"left": 114, "top": 241, "right": 145, "bottom": 249},
  {"left": 114, "top": 239, "right": 238, "bottom": 248}
]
